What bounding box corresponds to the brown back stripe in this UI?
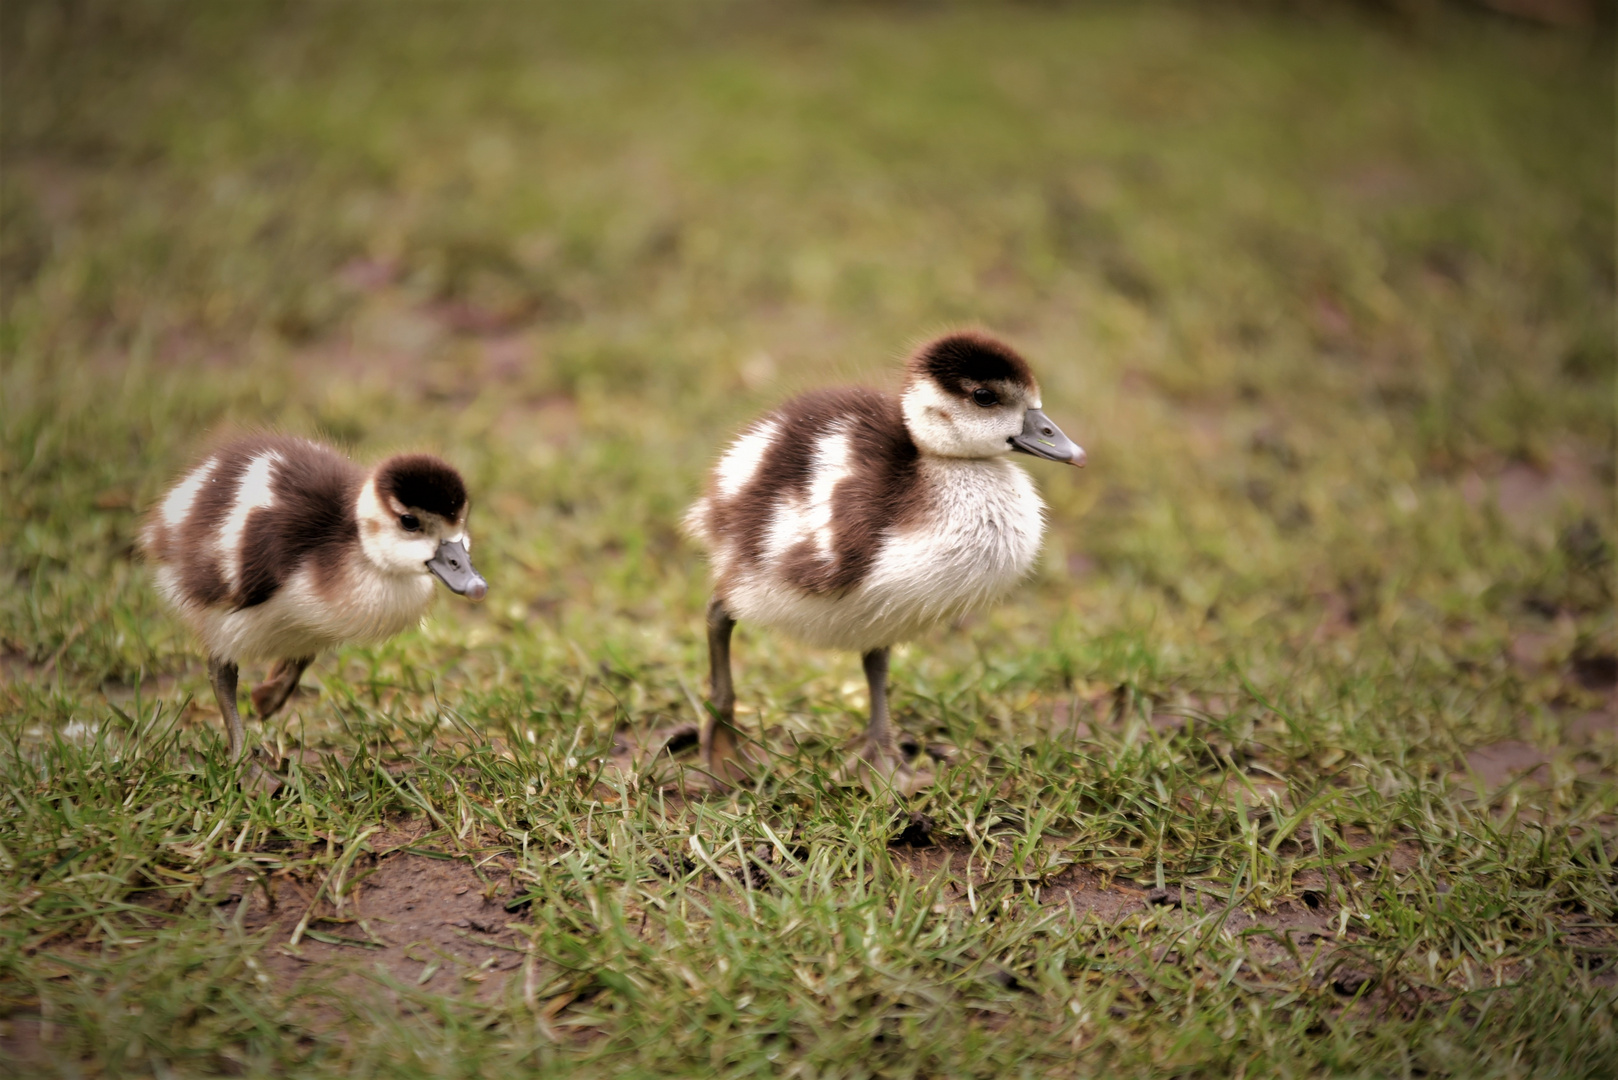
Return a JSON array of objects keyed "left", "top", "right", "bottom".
[
  {"left": 237, "top": 439, "right": 363, "bottom": 609},
  {"left": 705, "top": 386, "right": 927, "bottom": 597},
  {"left": 154, "top": 436, "right": 364, "bottom": 611}
]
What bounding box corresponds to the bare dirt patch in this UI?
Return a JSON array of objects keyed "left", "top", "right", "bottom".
[
  {"left": 1568, "top": 706, "right": 1617, "bottom": 745},
  {"left": 1464, "top": 444, "right": 1612, "bottom": 538},
  {"left": 1, "top": 846, "right": 538, "bottom": 1068},
  {"left": 883, "top": 828, "right": 1341, "bottom": 952},
  {"left": 1452, "top": 723, "right": 1614, "bottom": 800},
  {"left": 230, "top": 848, "right": 529, "bottom": 1006},
  {"left": 1460, "top": 740, "right": 1554, "bottom": 790}
]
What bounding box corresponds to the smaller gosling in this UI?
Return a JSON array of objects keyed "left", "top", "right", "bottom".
[{"left": 142, "top": 435, "right": 488, "bottom": 763}]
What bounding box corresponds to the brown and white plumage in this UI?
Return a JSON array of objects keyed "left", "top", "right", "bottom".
[
  {"left": 142, "top": 434, "right": 487, "bottom": 765},
  {"left": 685, "top": 331, "right": 1085, "bottom": 792}
]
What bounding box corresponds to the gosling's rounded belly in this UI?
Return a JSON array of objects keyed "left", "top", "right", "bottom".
[
  {"left": 727, "top": 517, "right": 1042, "bottom": 652},
  {"left": 185, "top": 567, "right": 436, "bottom": 662}
]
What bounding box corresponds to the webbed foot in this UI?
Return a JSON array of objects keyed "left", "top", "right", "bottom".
[
  {"left": 241, "top": 748, "right": 288, "bottom": 796},
  {"left": 603, "top": 719, "right": 761, "bottom": 793},
  {"left": 251, "top": 657, "right": 312, "bottom": 719},
  {"left": 699, "top": 718, "right": 759, "bottom": 793},
  {"left": 843, "top": 736, "right": 934, "bottom": 797}
]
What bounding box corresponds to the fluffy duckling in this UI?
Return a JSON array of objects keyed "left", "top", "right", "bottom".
[
  {"left": 141, "top": 435, "right": 487, "bottom": 764},
  {"left": 685, "top": 331, "right": 1084, "bottom": 792}
]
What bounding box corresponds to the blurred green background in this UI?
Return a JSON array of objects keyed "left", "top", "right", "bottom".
[
  {"left": 3, "top": 0, "right": 1610, "bottom": 698},
  {"left": 1, "top": 1, "right": 1614, "bottom": 1075}
]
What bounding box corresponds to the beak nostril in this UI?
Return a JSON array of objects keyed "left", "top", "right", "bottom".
[{"left": 1041, "top": 427, "right": 1053, "bottom": 436}]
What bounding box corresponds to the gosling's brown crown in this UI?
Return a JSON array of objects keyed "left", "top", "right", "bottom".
[
  {"left": 376, "top": 454, "right": 469, "bottom": 521},
  {"left": 904, "top": 331, "right": 1038, "bottom": 398}
]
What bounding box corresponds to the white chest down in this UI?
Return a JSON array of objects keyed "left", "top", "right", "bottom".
[
  {"left": 170, "top": 559, "right": 437, "bottom": 664},
  {"left": 728, "top": 456, "right": 1047, "bottom": 652}
]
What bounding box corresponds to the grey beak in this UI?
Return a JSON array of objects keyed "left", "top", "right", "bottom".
[
  {"left": 426, "top": 539, "right": 487, "bottom": 601},
  {"left": 1009, "top": 408, "right": 1086, "bottom": 467}
]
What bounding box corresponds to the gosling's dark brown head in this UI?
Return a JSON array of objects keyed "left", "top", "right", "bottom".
[
  {"left": 359, "top": 454, "right": 487, "bottom": 600},
  {"left": 900, "top": 332, "right": 1085, "bottom": 466}
]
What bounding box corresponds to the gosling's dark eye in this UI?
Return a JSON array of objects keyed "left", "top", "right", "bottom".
[
  {"left": 972, "top": 387, "right": 999, "bottom": 407},
  {"left": 399, "top": 514, "right": 421, "bottom": 532}
]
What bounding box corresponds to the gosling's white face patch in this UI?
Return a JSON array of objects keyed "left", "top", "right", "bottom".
[
  {"left": 161, "top": 457, "right": 217, "bottom": 529},
  {"left": 901, "top": 377, "right": 1032, "bottom": 459},
  {"left": 357, "top": 478, "right": 467, "bottom": 575},
  {"left": 218, "top": 451, "right": 283, "bottom": 589},
  {"left": 358, "top": 479, "right": 436, "bottom": 575},
  {"left": 715, "top": 419, "right": 781, "bottom": 499}
]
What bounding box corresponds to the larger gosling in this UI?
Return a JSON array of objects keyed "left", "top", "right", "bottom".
[
  {"left": 142, "top": 435, "right": 488, "bottom": 764},
  {"left": 685, "top": 331, "right": 1085, "bottom": 792}
]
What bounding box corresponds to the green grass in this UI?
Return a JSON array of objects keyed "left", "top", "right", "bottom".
[{"left": 2, "top": 1, "right": 1614, "bottom": 1076}]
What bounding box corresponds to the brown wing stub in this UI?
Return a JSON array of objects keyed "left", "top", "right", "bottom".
[
  {"left": 176, "top": 446, "right": 253, "bottom": 607},
  {"left": 702, "top": 386, "right": 927, "bottom": 597},
  {"left": 788, "top": 391, "right": 926, "bottom": 595},
  {"left": 239, "top": 442, "right": 362, "bottom": 609},
  {"left": 904, "top": 331, "right": 1037, "bottom": 396},
  {"left": 142, "top": 436, "right": 365, "bottom": 613}
]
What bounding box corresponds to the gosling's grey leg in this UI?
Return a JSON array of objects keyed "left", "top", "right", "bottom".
[
  {"left": 858, "top": 646, "right": 930, "bottom": 795},
  {"left": 862, "top": 647, "right": 894, "bottom": 755},
  {"left": 251, "top": 656, "right": 312, "bottom": 719},
  {"left": 700, "top": 595, "right": 749, "bottom": 785},
  {"left": 208, "top": 656, "right": 245, "bottom": 762}
]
